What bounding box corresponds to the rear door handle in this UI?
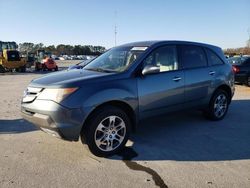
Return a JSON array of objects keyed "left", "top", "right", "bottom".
[
  {"left": 172, "top": 77, "right": 182, "bottom": 82},
  {"left": 209, "top": 71, "right": 215, "bottom": 75}
]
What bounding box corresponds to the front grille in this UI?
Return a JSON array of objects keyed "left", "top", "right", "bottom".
[{"left": 22, "top": 87, "right": 43, "bottom": 103}]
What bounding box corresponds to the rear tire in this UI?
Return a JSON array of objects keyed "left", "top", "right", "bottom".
[
  {"left": 0, "top": 65, "right": 5, "bottom": 73},
  {"left": 82, "top": 106, "right": 131, "bottom": 157},
  {"left": 204, "top": 89, "right": 229, "bottom": 121}
]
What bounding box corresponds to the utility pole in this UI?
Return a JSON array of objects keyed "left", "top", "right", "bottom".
[
  {"left": 247, "top": 28, "right": 250, "bottom": 47},
  {"left": 114, "top": 11, "right": 117, "bottom": 47}
]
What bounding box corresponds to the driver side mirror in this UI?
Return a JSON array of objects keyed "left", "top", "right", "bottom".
[{"left": 142, "top": 65, "right": 160, "bottom": 75}]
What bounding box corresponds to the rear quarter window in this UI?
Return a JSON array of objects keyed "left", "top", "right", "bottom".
[
  {"left": 205, "top": 48, "right": 224, "bottom": 66},
  {"left": 179, "top": 45, "right": 207, "bottom": 69}
]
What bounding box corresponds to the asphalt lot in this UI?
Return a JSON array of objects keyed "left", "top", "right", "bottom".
[{"left": 0, "top": 63, "right": 250, "bottom": 188}]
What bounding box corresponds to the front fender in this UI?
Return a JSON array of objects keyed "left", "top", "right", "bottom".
[
  {"left": 83, "top": 88, "right": 138, "bottom": 115},
  {"left": 60, "top": 78, "right": 138, "bottom": 128}
]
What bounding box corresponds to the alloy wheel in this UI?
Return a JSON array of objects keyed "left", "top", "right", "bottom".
[
  {"left": 94, "top": 115, "right": 126, "bottom": 152},
  {"left": 214, "top": 94, "right": 228, "bottom": 118}
]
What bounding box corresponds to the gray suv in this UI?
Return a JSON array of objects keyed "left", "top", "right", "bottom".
[{"left": 21, "top": 41, "right": 235, "bottom": 157}]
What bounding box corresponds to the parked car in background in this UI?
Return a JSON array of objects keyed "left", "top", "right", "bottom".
[
  {"left": 58, "top": 57, "right": 65, "bottom": 60},
  {"left": 228, "top": 56, "right": 250, "bottom": 64},
  {"left": 228, "top": 56, "right": 243, "bottom": 64},
  {"left": 232, "top": 57, "right": 250, "bottom": 86},
  {"left": 21, "top": 41, "right": 234, "bottom": 157}
]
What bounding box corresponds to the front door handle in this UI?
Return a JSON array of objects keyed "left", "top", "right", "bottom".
[
  {"left": 172, "top": 77, "right": 182, "bottom": 82},
  {"left": 209, "top": 71, "right": 215, "bottom": 75}
]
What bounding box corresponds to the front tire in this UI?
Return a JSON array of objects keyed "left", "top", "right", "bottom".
[
  {"left": 204, "top": 89, "right": 229, "bottom": 121},
  {"left": 83, "top": 106, "right": 131, "bottom": 157}
]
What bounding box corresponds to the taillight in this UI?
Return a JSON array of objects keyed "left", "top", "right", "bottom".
[{"left": 232, "top": 66, "right": 239, "bottom": 73}]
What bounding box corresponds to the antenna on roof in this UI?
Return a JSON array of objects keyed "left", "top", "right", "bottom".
[{"left": 114, "top": 11, "right": 117, "bottom": 47}]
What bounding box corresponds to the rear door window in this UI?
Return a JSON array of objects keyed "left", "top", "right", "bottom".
[{"left": 179, "top": 45, "right": 207, "bottom": 69}]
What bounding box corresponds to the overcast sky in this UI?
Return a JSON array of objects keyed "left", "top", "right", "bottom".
[{"left": 0, "top": 0, "right": 249, "bottom": 49}]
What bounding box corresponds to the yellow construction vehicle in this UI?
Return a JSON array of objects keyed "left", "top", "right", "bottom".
[{"left": 0, "top": 41, "right": 27, "bottom": 73}]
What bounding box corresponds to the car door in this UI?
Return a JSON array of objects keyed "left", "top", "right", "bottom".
[
  {"left": 179, "top": 45, "right": 212, "bottom": 107},
  {"left": 205, "top": 47, "right": 230, "bottom": 87},
  {"left": 137, "top": 45, "right": 185, "bottom": 118}
]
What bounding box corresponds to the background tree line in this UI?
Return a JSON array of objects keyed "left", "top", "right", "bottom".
[
  {"left": 224, "top": 47, "right": 250, "bottom": 56},
  {"left": 16, "top": 41, "right": 250, "bottom": 57},
  {"left": 224, "top": 39, "right": 250, "bottom": 56},
  {"left": 18, "top": 42, "right": 106, "bottom": 56}
]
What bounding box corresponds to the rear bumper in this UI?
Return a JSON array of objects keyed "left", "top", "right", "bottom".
[{"left": 21, "top": 100, "right": 85, "bottom": 141}]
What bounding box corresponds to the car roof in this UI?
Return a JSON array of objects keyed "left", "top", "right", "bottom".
[
  {"left": 118, "top": 40, "right": 226, "bottom": 63},
  {"left": 118, "top": 40, "right": 221, "bottom": 50}
]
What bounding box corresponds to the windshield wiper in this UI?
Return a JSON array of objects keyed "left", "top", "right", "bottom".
[{"left": 85, "top": 67, "right": 117, "bottom": 73}]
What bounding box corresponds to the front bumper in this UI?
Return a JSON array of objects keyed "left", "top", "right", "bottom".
[{"left": 21, "top": 99, "right": 85, "bottom": 141}]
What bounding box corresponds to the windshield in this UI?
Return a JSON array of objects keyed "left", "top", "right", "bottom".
[{"left": 83, "top": 46, "right": 146, "bottom": 73}]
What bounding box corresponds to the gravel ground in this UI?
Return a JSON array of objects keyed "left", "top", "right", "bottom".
[{"left": 0, "top": 63, "right": 250, "bottom": 188}]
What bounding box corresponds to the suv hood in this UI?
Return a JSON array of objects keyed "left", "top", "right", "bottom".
[{"left": 30, "top": 69, "right": 113, "bottom": 87}]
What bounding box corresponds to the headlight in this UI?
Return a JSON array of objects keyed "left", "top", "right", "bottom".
[{"left": 37, "top": 88, "right": 78, "bottom": 103}]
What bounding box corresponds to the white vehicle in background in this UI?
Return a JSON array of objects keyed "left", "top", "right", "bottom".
[{"left": 58, "top": 57, "right": 65, "bottom": 60}]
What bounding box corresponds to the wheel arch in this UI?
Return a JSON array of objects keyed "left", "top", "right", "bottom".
[
  {"left": 213, "top": 84, "right": 232, "bottom": 103},
  {"left": 82, "top": 100, "right": 137, "bottom": 134}
]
